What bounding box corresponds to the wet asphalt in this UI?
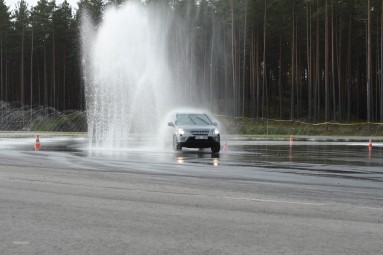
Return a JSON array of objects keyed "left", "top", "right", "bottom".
[{"left": 0, "top": 135, "right": 382, "bottom": 254}]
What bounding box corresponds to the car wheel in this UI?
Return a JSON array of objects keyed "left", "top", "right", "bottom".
[
  {"left": 173, "top": 136, "right": 182, "bottom": 151},
  {"left": 211, "top": 144, "right": 220, "bottom": 154}
]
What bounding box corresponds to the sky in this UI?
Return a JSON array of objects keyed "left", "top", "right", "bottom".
[{"left": 4, "top": 0, "right": 79, "bottom": 10}]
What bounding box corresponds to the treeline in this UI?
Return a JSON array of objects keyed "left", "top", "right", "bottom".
[
  {"left": 1, "top": 0, "right": 383, "bottom": 123},
  {"left": 0, "top": 0, "right": 81, "bottom": 110},
  {"left": 170, "top": 0, "right": 383, "bottom": 123},
  {"left": 0, "top": 0, "right": 110, "bottom": 111}
]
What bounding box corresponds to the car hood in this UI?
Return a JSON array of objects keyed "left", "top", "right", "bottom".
[{"left": 175, "top": 125, "right": 214, "bottom": 131}]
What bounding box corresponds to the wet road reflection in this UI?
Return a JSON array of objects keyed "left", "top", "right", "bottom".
[
  {"left": 174, "top": 151, "right": 220, "bottom": 166},
  {"left": 1, "top": 137, "right": 383, "bottom": 182},
  {"left": 228, "top": 143, "right": 383, "bottom": 167}
]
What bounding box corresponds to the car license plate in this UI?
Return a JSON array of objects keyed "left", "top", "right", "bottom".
[{"left": 196, "top": 136, "right": 208, "bottom": 140}]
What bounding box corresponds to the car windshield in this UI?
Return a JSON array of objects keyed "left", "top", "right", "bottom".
[{"left": 175, "top": 114, "right": 212, "bottom": 126}]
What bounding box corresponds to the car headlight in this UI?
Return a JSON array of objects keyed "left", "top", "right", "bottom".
[
  {"left": 178, "top": 128, "right": 185, "bottom": 135},
  {"left": 214, "top": 128, "right": 220, "bottom": 135}
]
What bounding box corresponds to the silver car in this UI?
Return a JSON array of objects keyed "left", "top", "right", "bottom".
[{"left": 168, "top": 113, "right": 221, "bottom": 153}]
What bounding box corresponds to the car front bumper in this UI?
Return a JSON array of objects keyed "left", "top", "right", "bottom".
[{"left": 178, "top": 135, "right": 220, "bottom": 148}]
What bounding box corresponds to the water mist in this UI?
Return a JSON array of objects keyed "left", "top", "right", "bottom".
[{"left": 82, "top": 2, "right": 174, "bottom": 149}]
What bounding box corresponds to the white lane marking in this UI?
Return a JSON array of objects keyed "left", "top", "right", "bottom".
[
  {"left": 13, "top": 241, "right": 30, "bottom": 245},
  {"left": 223, "top": 196, "right": 325, "bottom": 206},
  {"left": 356, "top": 206, "right": 383, "bottom": 211},
  {"left": 223, "top": 197, "right": 383, "bottom": 210}
]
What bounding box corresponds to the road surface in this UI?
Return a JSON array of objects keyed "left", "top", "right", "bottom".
[{"left": 0, "top": 136, "right": 382, "bottom": 254}]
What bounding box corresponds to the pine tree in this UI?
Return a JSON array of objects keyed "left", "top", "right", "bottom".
[
  {"left": 13, "top": 0, "right": 30, "bottom": 106},
  {"left": 0, "top": 0, "right": 11, "bottom": 102}
]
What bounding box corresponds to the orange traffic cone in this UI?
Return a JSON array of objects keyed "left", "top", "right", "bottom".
[
  {"left": 223, "top": 141, "right": 228, "bottom": 152},
  {"left": 368, "top": 139, "right": 373, "bottom": 150},
  {"left": 289, "top": 134, "right": 293, "bottom": 147},
  {"left": 34, "top": 134, "right": 41, "bottom": 151}
]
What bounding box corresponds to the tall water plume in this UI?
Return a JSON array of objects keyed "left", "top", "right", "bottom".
[
  {"left": 82, "top": 2, "right": 174, "bottom": 148},
  {"left": 82, "top": 1, "right": 231, "bottom": 149}
]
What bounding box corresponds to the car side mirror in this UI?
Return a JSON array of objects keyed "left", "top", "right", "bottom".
[
  {"left": 168, "top": 122, "right": 174, "bottom": 127},
  {"left": 212, "top": 122, "right": 218, "bottom": 126}
]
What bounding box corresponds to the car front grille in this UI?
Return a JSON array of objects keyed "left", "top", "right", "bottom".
[{"left": 191, "top": 130, "right": 209, "bottom": 136}]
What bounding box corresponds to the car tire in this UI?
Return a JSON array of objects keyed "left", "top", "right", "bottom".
[
  {"left": 211, "top": 144, "right": 220, "bottom": 154},
  {"left": 173, "top": 136, "right": 182, "bottom": 151}
]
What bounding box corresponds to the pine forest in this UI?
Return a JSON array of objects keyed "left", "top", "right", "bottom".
[{"left": 1, "top": 0, "right": 383, "bottom": 124}]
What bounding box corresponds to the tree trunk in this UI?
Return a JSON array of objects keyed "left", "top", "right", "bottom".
[
  {"left": 307, "top": 2, "right": 312, "bottom": 121},
  {"left": 263, "top": 0, "right": 267, "bottom": 122},
  {"left": 242, "top": 0, "right": 248, "bottom": 117},
  {"left": 381, "top": 0, "right": 383, "bottom": 122},
  {"left": 256, "top": 28, "right": 260, "bottom": 119},
  {"left": 44, "top": 45, "right": 48, "bottom": 106},
  {"left": 210, "top": 23, "right": 214, "bottom": 110},
  {"left": 331, "top": 0, "right": 336, "bottom": 121},
  {"left": 52, "top": 22, "right": 56, "bottom": 109},
  {"left": 224, "top": 25, "right": 228, "bottom": 115},
  {"left": 296, "top": 22, "right": 300, "bottom": 119},
  {"left": 367, "top": 0, "right": 371, "bottom": 125},
  {"left": 347, "top": 11, "right": 352, "bottom": 122},
  {"left": 250, "top": 28, "right": 255, "bottom": 117},
  {"left": 325, "top": 0, "right": 329, "bottom": 124},
  {"left": 315, "top": 0, "right": 320, "bottom": 123},
  {"left": 1, "top": 31, "right": 3, "bottom": 102},
  {"left": 5, "top": 55, "right": 7, "bottom": 101},
  {"left": 337, "top": 17, "right": 342, "bottom": 121},
  {"left": 203, "top": 32, "right": 207, "bottom": 104},
  {"left": 231, "top": 0, "right": 236, "bottom": 116},
  {"left": 291, "top": 0, "right": 295, "bottom": 120},
  {"left": 20, "top": 25, "right": 24, "bottom": 106},
  {"left": 63, "top": 54, "right": 66, "bottom": 111},
  {"left": 30, "top": 24, "right": 33, "bottom": 116},
  {"left": 375, "top": 16, "right": 379, "bottom": 122},
  {"left": 279, "top": 38, "right": 282, "bottom": 119}
]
